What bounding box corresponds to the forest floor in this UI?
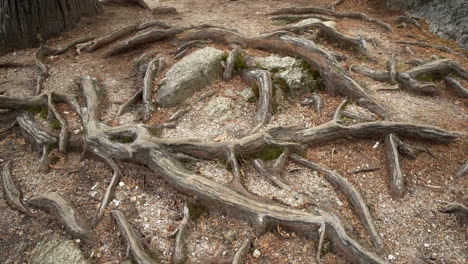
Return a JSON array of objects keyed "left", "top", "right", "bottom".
[{"left": 0, "top": 0, "right": 467, "bottom": 263}]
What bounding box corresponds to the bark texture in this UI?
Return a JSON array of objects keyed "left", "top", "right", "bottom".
[{"left": 0, "top": 0, "right": 102, "bottom": 53}]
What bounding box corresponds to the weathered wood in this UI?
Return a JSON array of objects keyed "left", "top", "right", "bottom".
[
  {"left": 0, "top": 0, "right": 102, "bottom": 53},
  {"left": 316, "top": 223, "right": 326, "bottom": 262},
  {"left": 112, "top": 210, "right": 159, "bottom": 264},
  {"left": 332, "top": 98, "right": 349, "bottom": 122},
  {"left": 455, "top": 160, "right": 468, "bottom": 178},
  {"left": 117, "top": 88, "right": 143, "bottom": 116},
  {"left": 92, "top": 152, "right": 121, "bottom": 227},
  {"left": 290, "top": 154, "right": 384, "bottom": 250},
  {"left": 223, "top": 47, "right": 240, "bottom": 81},
  {"left": 29, "top": 192, "right": 97, "bottom": 243},
  {"left": 231, "top": 238, "right": 251, "bottom": 264},
  {"left": 271, "top": 15, "right": 336, "bottom": 22},
  {"left": 439, "top": 202, "right": 468, "bottom": 218},
  {"left": 242, "top": 69, "right": 273, "bottom": 132},
  {"left": 142, "top": 58, "right": 160, "bottom": 121},
  {"left": 329, "top": 0, "right": 346, "bottom": 10},
  {"left": 350, "top": 65, "right": 390, "bottom": 82},
  {"left": 35, "top": 46, "right": 55, "bottom": 95},
  {"left": 394, "top": 16, "right": 423, "bottom": 31},
  {"left": 2, "top": 161, "right": 35, "bottom": 217},
  {"left": 173, "top": 203, "right": 190, "bottom": 264},
  {"left": 269, "top": 6, "right": 392, "bottom": 32},
  {"left": 105, "top": 28, "right": 183, "bottom": 57},
  {"left": 385, "top": 133, "right": 404, "bottom": 198},
  {"left": 47, "top": 93, "right": 69, "bottom": 153},
  {"left": 405, "top": 59, "right": 468, "bottom": 80},
  {"left": 444, "top": 77, "right": 468, "bottom": 98},
  {"left": 397, "top": 41, "right": 460, "bottom": 55},
  {"left": 85, "top": 25, "right": 137, "bottom": 52},
  {"left": 387, "top": 55, "right": 397, "bottom": 85},
  {"left": 300, "top": 93, "right": 323, "bottom": 116}
]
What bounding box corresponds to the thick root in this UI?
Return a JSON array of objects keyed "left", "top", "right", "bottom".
[
  {"left": 385, "top": 134, "right": 404, "bottom": 199},
  {"left": 2, "top": 161, "right": 35, "bottom": 217}
]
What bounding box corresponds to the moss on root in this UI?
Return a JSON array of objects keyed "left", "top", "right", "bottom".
[
  {"left": 50, "top": 119, "right": 61, "bottom": 130},
  {"left": 254, "top": 146, "right": 283, "bottom": 161},
  {"left": 26, "top": 106, "right": 48, "bottom": 119}
]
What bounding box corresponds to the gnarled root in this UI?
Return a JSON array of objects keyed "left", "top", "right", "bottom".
[
  {"left": 300, "top": 93, "right": 323, "bottom": 116},
  {"left": 28, "top": 192, "right": 97, "bottom": 243},
  {"left": 290, "top": 154, "right": 384, "bottom": 250},
  {"left": 223, "top": 47, "right": 240, "bottom": 81},
  {"left": 232, "top": 238, "right": 252, "bottom": 264},
  {"left": 385, "top": 133, "right": 404, "bottom": 199},
  {"left": 439, "top": 203, "right": 468, "bottom": 218},
  {"left": 35, "top": 46, "right": 55, "bottom": 95},
  {"left": 2, "top": 161, "right": 35, "bottom": 217},
  {"left": 455, "top": 160, "right": 467, "bottom": 178},
  {"left": 112, "top": 210, "right": 160, "bottom": 264},
  {"left": 241, "top": 69, "right": 273, "bottom": 132},
  {"left": 173, "top": 203, "right": 190, "bottom": 264},
  {"left": 444, "top": 77, "right": 468, "bottom": 98},
  {"left": 142, "top": 58, "right": 161, "bottom": 121}
]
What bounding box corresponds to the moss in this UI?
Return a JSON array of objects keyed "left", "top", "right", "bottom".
[
  {"left": 26, "top": 106, "right": 48, "bottom": 119},
  {"left": 221, "top": 52, "right": 229, "bottom": 61},
  {"left": 109, "top": 135, "right": 135, "bottom": 144},
  {"left": 254, "top": 146, "right": 283, "bottom": 161},
  {"left": 50, "top": 119, "right": 61, "bottom": 130},
  {"left": 234, "top": 53, "right": 247, "bottom": 71},
  {"left": 396, "top": 24, "right": 405, "bottom": 29},
  {"left": 147, "top": 127, "right": 162, "bottom": 137},
  {"left": 299, "top": 60, "right": 320, "bottom": 79},
  {"left": 251, "top": 83, "right": 260, "bottom": 100},
  {"left": 417, "top": 74, "right": 435, "bottom": 83},
  {"left": 273, "top": 77, "right": 290, "bottom": 95},
  {"left": 187, "top": 201, "right": 206, "bottom": 221}
]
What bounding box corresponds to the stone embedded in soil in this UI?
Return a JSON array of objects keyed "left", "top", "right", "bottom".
[
  {"left": 156, "top": 47, "right": 225, "bottom": 107},
  {"left": 30, "top": 232, "right": 91, "bottom": 264},
  {"left": 202, "top": 96, "right": 235, "bottom": 120},
  {"left": 252, "top": 55, "right": 319, "bottom": 98}
]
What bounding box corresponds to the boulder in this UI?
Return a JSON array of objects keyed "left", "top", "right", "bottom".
[
  {"left": 30, "top": 232, "right": 90, "bottom": 264},
  {"left": 252, "top": 55, "right": 319, "bottom": 98},
  {"left": 157, "top": 47, "right": 225, "bottom": 107}
]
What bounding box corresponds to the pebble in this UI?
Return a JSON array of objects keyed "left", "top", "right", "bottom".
[
  {"left": 119, "top": 181, "right": 125, "bottom": 187},
  {"left": 424, "top": 243, "right": 430, "bottom": 248},
  {"left": 253, "top": 249, "right": 261, "bottom": 258},
  {"left": 113, "top": 199, "right": 120, "bottom": 206},
  {"left": 388, "top": 254, "right": 396, "bottom": 261}
]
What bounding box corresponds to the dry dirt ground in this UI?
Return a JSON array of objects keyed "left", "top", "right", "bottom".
[{"left": 0, "top": 0, "right": 467, "bottom": 263}]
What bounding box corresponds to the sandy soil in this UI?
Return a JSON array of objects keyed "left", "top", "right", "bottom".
[{"left": 0, "top": 0, "right": 467, "bottom": 264}]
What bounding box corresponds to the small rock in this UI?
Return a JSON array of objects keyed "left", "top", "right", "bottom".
[
  {"left": 424, "top": 243, "right": 430, "bottom": 248},
  {"left": 388, "top": 254, "right": 396, "bottom": 261},
  {"left": 113, "top": 199, "right": 120, "bottom": 206},
  {"left": 118, "top": 181, "right": 125, "bottom": 187},
  {"left": 253, "top": 249, "right": 261, "bottom": 258}
]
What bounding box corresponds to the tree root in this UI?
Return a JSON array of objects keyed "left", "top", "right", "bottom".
[
  {"left": 387, "top": 55, "right": 397, "bottom": 85},
  {"left": 269, "top": 6, "right": 392, "bottom": 32},
  {"left": 290, "top": 154, "right": 384, "bottom": 250},
  {"left": 99, "top": 0, "right": 150, "bottom": 10},
  {"left": 223, "top": 47, "right": 240, "bottom": 81},
  {"left": 28, "top": 192, "right": 97, "bottom": 243},
  {"left": 35, "top": 46, "right": 55, "bottom": 95},
  {"left": 397, "top": 41, "right": 461, "bottom": 56},
  {"left": 173, "top": 203, "right": 190, "bottom": 264},
  {"left": 271, "top": 15, "right": 336, "bottom": 23},
  {"left": 242, "top": 69, "right": 273, "bottom": 132},
  {"left": 455, "top": 160, "right": 467, "bottom": 178},
  {"left": 439, "top": 203, "right": 468, "bottom": 218},
  {"left": 142, "top": 58, "right": 162, "bottom": 121},
  {"left": 118, "top": 88, "right": 143, "bottom": 116},
  {"left": 232, "top": 238, "right": 252, "bottom": 264},
  {"left": 104, "top": 28, "right": 183, "bottom": 57},
  {"left": 300, "top": 93, "right": 323, "bottom": 116},
  {"left": 2, "top": 161, "right": 35, "bottom": 217},
  {"left": 385, "top": 133, "right": 404, "bottom": 199},
  {"left": 47, "top": 93, "right": 69, "bottom": 153},
  {"left": 92, "top": 152, "right": 121, "bottom": 227},
  {"left": 444, "top": 77, "right": 468, "bottom": 98},
  {"left": 328, "top": 0, "right": 346, "bottom": 11},
  {"left": 394, "top": 16, "right": 423, "bottom": 31},
  {"left": 85, "top": 25, "right": 137, "bottom": 52},
  {"left": 350, "top": 65, "right": 390, "bottom": 82},
  {"left": 53, "top": 36, "right": 97, "bottom": 55},
  {"left": 112, "top": 210, "right": 160, "bottom": 264}
]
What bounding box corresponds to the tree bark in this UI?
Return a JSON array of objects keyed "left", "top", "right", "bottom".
[{"left": 0, "top": 0, "right": 102, "bottom": 53}]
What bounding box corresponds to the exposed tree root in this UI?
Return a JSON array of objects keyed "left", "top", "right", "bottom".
[
  {"left": 112, "top": 210, "right": 159, "bottom": 264},
  {"left": 455, "top": 160, "right": 468, "bottom": 178},
  {"left": 35, "top": 46, "right": 55, "bottom": 95},
  {"left": 290, "top": 154, "right": 384, "bottom": 250},
  {"left": 2, "top": 161, "right": 35, "bottom": 217},
  {"left": 300, "top": 93, "right": 323, "bottom": 116},
  {"left": 397, "top": 41, "right": 461, "bottom": 56},
  {"left": 444, "top": 77, "right": 468, "bottom": 98},
  {"left": 385, "top": 133, "right": 404, "bottom": 199},
  {"left": 104, "top": 28, "right": 183, "bottom": 57},
  {"left": 351, "top": 167, "right": 380, "bottom": 174},
  {"left": 316, "top": 223, "right": 326, "bottom": 262},
  {"left": 350, "top": 65, "right": 390, "bottom": 82},
  {"left": 404, "top": 46, "right": 415, "bottom": 56},
  {"left": 28, "top": 192, "right": 97, "bottom": 243},
  {"left": 387, "top": 55, "right": 397, "bottom": 85},
  {"left": 232, "top": 238, "right": 252, "bottom": 264},
  {"left": 223, "top": 47, "right": 240, "bottom": 81},
  {"left": 142, "top": 58, "right": 162, "bottom": 121},
  {"left": 118, "top": 88, "right": 143, "bottom": 116},
  {"left": 85, "top": 25, "right": 137, "bottom": 52},
  {"left": 53, "top": 36, "right": 97, "bottom": 55},
  {"left": 47, "top": 93, "right": 69, "bottom": 153},
  {"left": 394, "top": 16, "right": 423, "bottom": 31},
  {"left": 242, "top": 69, "right": 273, "bottom": 132},
  {"left": 439, "top": 203, "right": 468, "bottom": 218},
  {"left": 328, "top": 0, "right": 346, "bottom": 11},
  {"left": 173, "top": 203, "right": 190, "bottom": 264},
  {"left": 269, "top": 6, "right": 392, "bottom": 32},
  {"left": 341, "top": 110, "right": 374, "bottom": 122},
  {"left": 271, "top": 15, "right": 336, "bottom": 23},
  {"left": 92, "top": 152, "right": 121, "bottom": 227}
]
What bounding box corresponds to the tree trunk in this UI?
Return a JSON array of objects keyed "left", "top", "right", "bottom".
[{"left": 0, "top": 0, "right": 102, "bottom": 53}]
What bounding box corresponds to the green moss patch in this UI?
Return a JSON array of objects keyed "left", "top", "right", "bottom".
[
  {"left": 50, "top": 119, "right": 62, "bottom": 130},
  {"left": 254, "top": 146, "right": 283, "bottom": 161}
]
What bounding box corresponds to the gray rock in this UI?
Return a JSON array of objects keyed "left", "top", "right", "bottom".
[
  {"left": 252, "top": 55, "right": 318, "bottom": 98},
  {"left": 157, "top": 47, "right": 225, "bottom": 107},
  {"left": 385, "top": 0, "right": 467, "bottom": 50},
  {"left": 239, "top": 87, "right": 256, "bottom": 102},
  {"left": 30, "top": 232, "right": 90, "bottom": 264}
]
